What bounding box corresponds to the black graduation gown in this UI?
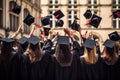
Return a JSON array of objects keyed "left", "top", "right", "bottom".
[
  {"left": 30, "top": 53, "right": 51, "bottom": 80},
  {"left": 47, "top": 53, "right": 78, "bottom": 80},
  {"left": 10, "top": 47, "right": 30, "bottom": 80},
  {"left": 103, "top": 56, "right": 120, "bottom": 80},
  {"left": 0, "top": 51, "right": 17, "bottom": 80},
  {"left": 78, "top": 56, "right": 104, "bottom": 80}
]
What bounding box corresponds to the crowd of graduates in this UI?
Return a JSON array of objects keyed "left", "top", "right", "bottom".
[
  {"left": 0, "top": 21, "right": 120, "bottom": 80},
  {"left": 1, "top": 7, "right": 120, "bottom": 80}
]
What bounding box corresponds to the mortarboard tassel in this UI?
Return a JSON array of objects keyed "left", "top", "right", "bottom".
[
  {"left": 37, "top": 16, "right": 43, "bottom": 19},
  {"left": 54, "top": 14, "right": 60, "bottom": 19},
  {"left": 35, "top": 23, "right": 42, "bottom": 28},
  {"left": 85, "top": 20, "right": 91, "bottom": 26},
  {"left": 115, "top": 13, "right": 120, "bottom": 18}
]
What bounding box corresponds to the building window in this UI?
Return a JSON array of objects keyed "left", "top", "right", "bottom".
[
  {"left": 68, "top": 0, "right": 77, "bottom": 27},
  {"left": 88, "top": 0, "right": 98, "bottom": 14},
  {"left": 24, "top": 8, "right": 30, "bottom": 34},
  {"left": 9, "top": 1, "right": 19, "bottom": 31},
  {"left": 49, "top": 0, "right": 59, "bottom": 28},
  {"left": 112, "top": 0, "right": 120, "bottom": 28},
  {"left": 0, "top": 0, "right": 3, "bottom": 28}
]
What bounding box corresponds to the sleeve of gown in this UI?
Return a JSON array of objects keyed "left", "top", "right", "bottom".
[
  {"left": 72, "top": 41, "right": 84, "bottom": 56},
  {"left": 42, "top": 39, "right": 53, "bottom": 55}
]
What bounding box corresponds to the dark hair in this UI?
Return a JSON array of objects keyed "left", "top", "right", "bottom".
[
  {"left": 30, "top": 43, "right": 40, "bottom": 51},
  {"left": 106, "top": 47, "right": 115, "bottom": 56},
  {"left": 1, "top": 42, "right": 13, "bottom": 59},
  {"left": 57, "top": 44, "right": 72, "bottom": 64}
]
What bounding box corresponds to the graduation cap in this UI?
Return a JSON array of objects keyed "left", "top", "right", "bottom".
[
  {"left": 112, "top": 10, "right": 120, "bottom": 18},
  {"left": 28, "top": 36, "right": 40, "bottom": 45},
  {"left": 103, "top": 39, "right": 115, "bottom": 48},
  {"left": 83, "top": 39, "right": 96, "bottom": 49},
  {"left": 18, "top": 36, "right": 28, "bottom": 45},
  {"left": 89, "top": 14, "right": 102, "bottom": 28},
  {"left": 43, "top": 27, "right": 51, "bottom": 36},
  {"left": 23, "top": 14, "right": 35, "bottom": 26},
  {"left": 53, "top": 10, "right": 65, "bottom": 19},
  {"left": 12, "top": 5, "right": 21, "bottom": 14},
  {"left": 0, "top": 38, "right": 14, "bottom": 43},
  {"left": 108, "top": 31, "right": 120, "bottom": 41},
  {"left": 41, "top": 16, "right": 50, "bottom": 26},
  {"left": 70, "top": 21, "right": 80, "bottom": 31},
  {"left": 84, "top": 10, "right": 92, "bottom": 19},
  {"left": 74, "top": 16, "right": 79, "bottom": 20},
  {"left": 57, "top": 36, "right": 70, "bottom": 45},
  {"left": 56, "top": 19, "right": 64, "bottom": 27}
]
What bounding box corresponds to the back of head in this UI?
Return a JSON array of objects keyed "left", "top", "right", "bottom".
[{"left": 55, "top": 44, "right": 72, "bottom": 66}]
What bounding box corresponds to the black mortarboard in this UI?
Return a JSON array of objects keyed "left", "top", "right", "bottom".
[
  {"left": 23, "top": 14, "right": 35, "bottom": 26},
  {"left": 103, "top": 39, "right": 115, "bottom": 48},
  {"left": 83, "top": 39, "right": 96, "bottom": 49},
  {"left": 108, "top": 31, "right": 120, "bottom": 41},
  {"left": 41, "top": 16, "right": 50, "bottom": 26},
  {"left": 57, "top": 36, "right": 70, "bottom": 45},
  {"left": 0, "top": 38, "right": 14, "bottom": 43},
  {"left": 70, "top": 21, "right": 80, "bottom": 31},
  {"left": 56, "top": 19, "right": 64, "bottom": 27},
  {"left": 74, "top": 16, "right": 79, "bottom": 20},
  {"left": 84, "top": 10, "right": 92, "bottom": 19},
  {"left": 53, "top": 10, "right": 65, "bottom": 19},
  {"left": 43, "top": 27, "right": 51, "bottom": 36},
  {"left": 12, "top": 5, "right": 21, "bottom": 14},
  {"left": 112, "top": 10, "right": 120, "bottom": 18},
  {"left": 28, "top": 36, "right": 40, "bottom": 45},
  {"left": 90, "top": 14, "right": 102, "bottom": 28},
  {"left": 18, "top": 36, "right": 28, "bottom": 45}
]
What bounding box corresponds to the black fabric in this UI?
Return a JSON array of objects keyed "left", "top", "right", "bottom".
[
  {"left": 78, "top": 56, "right": 104, "bottom": 80},
  {"left": 47, "top": 53, "right": 78, "bottom": 80},
  {"left": 0, "top": 51, "right": 17, "bottom": 80},
  {"left": 72, "top": 41, "right": 84, "bottom": 56},
  {"left": 103, "top": 56, "right": 120, "bottom": 80},
  {"left": 30, "top": 53, "right": 51, "bottom": 80}
]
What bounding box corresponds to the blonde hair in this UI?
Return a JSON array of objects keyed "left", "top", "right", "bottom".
[{"left": 82, "top": 46, "right": 98, "bottom": 64}]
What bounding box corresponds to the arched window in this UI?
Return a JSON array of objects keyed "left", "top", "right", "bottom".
[
  {"left": 112, "top": 0, "right": 120, "bottom": 28},
  {"left": 24, "top": 8, "right": 30, "bottom": 34},
  {"left": 49, "top": 0, "right": 59, "bottom": 28},
  {"left": 9, "top": 1, "right": 19, "bottom": 31},
  {"left": 88, "top": 0, "right": 98, "bottom": 14},
  {"left": 68, "top": 0, "right": 78, "bottom": 27}
]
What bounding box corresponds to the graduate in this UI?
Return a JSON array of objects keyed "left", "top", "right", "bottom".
[
  {"left": 102, "top": 39, "right": 120, "bottom": 80},
  {"left": 78, "top": 39, "right": 104, "bottom": 80},
  {"left": 0, "top": 38, "right": 15, "bottom": 80},
  {"left": 47, "top": 35, "right": 78, "bottom": 80},
  {"left": 22, "top": 35, "right": 52, "bottom": 80}
]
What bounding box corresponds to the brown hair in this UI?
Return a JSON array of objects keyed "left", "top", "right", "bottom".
[
  {"left": 55, "top": 44, "right": 72, "bottom": 66},
  {"left": 26, "top": 43, "right": 42, "bottom": 63},
  {"left": 103, "top": 46, "right": 117, "bottom": 62}
]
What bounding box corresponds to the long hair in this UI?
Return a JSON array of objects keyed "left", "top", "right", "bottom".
[
  {"left": 26, "top": 43, "right": 42, "bottom": 63},
  {"left": 103, "top": 46, "right": 117, "bottom": 62},
  {"left": 82, "top": 46, "right": 98, "bottom": 64},
  {"left": 55, "top": 44, "right": 72, "bottom": 66},
  {"left": 1, "top": 42, "right": 14, "bottom": 60}
]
